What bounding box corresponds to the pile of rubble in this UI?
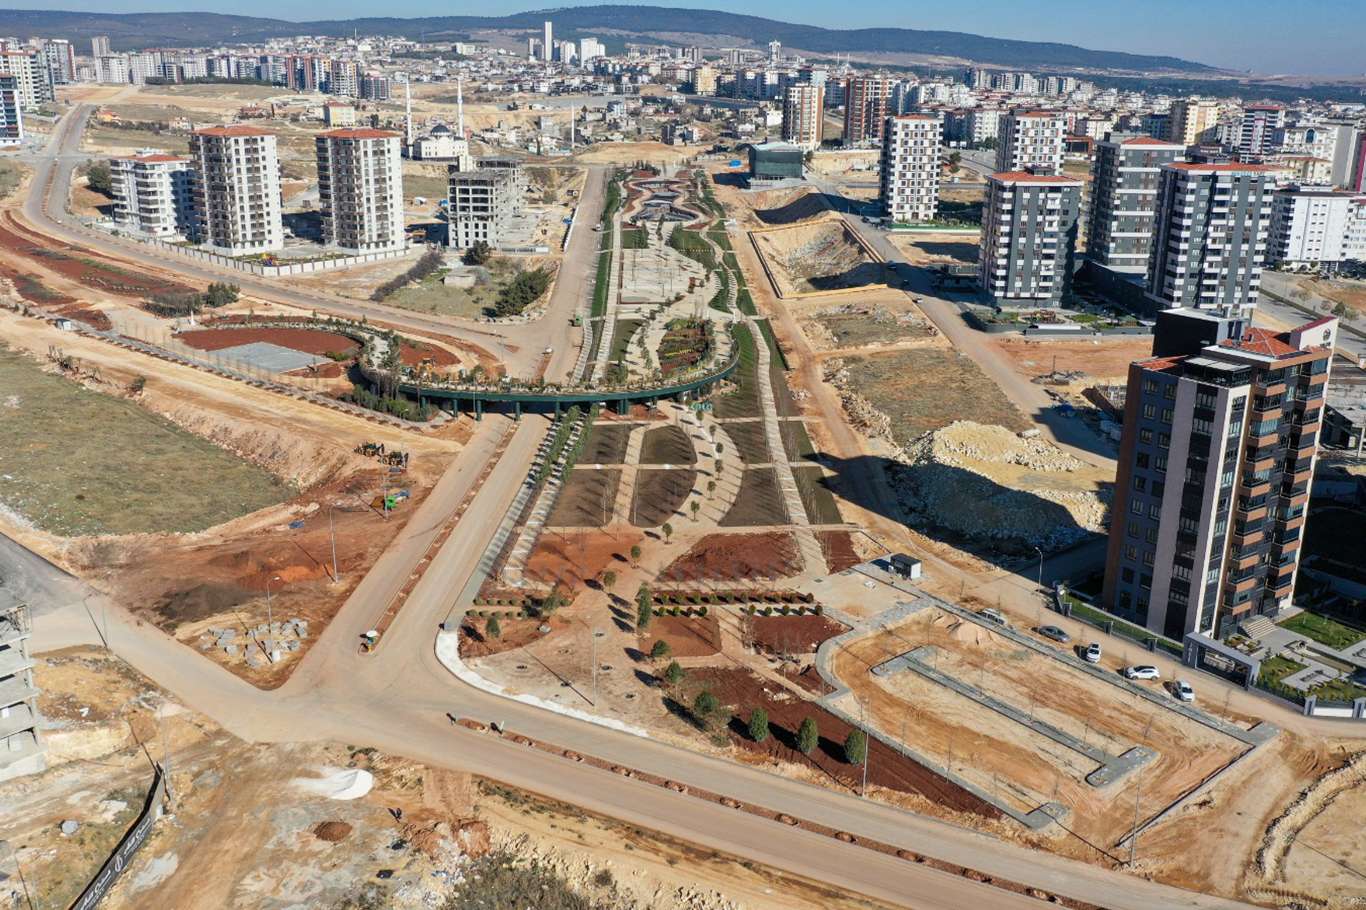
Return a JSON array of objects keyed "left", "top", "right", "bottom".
[
  {"left": 197, "top": 618, "right": 308, "bottom": 668},
  {"left": 823, "top": 359, "right": 891, "bottom": 441},
  {"left": 888, "top": 421, "right": 1108, "bottom": 551}
]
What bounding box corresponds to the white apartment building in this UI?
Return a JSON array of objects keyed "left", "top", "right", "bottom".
[
  {"left": 328, "top": 59, "right": 359, "bottom": 97},
  {"left": 1269, "top": 187, "right": 1366, "bottom": 267},
  {"left": 1238, "top": 104, "right": 1285, "bottom": 160},
  {"left": 91, "top": 35, "right": 111, "bottom": 57},
  {"left": 0, "top": 50, "right": 49, "bottom": 109},
  {"left": 1147, "top": 163, "right": 1276, "bottom": 317},
  {"left": 110, "top": 151, "right": 197, "bottom": 238},
  {"left": 580, "top": 37, "right": 605, "bottom": 62},
  {"left": 127, "top": 52, "right": 161, "bottom": 85},
  {"left": 965, "top": 108, "right": 1002, "bottom": 145},
  {"left": 1169, "top": 97, "right": 1220, "bottom": 147},
  {"left": 41, "top": 38, "right": 74, "bottom": 85},
  {"left": 0, "top": 75, "right": 22, "bottom": 146},
  {"left": 979, "top": 171, "right": 1083, "bottom": 306},
  {"left": 190, "top": 125, "right": 284, "bottom": 255},
  {"left": 780, "top": 83, "right": 823, "bottom": 151},
  {"left": 880, "top": 114, "right": 942, "bottom": 223},
  {"left": 96, "top": 54, "right": 130, "bottom": 85},
  {"left": 316, "top": 128, "right": 405, "bottom": 253},
  {"left": 996, "top": 110, "right": 1065, "bottom": 174},
  {"left": 542, "top": 21, "right": 554, "bottom": 63}
]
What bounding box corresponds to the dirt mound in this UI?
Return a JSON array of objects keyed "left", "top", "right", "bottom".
[
  {"left": 754, "top": 189, "right": 835, "bottom": 225},
  {"left": 313, "top": 821, "right": 353, "bottom": 842},
  {"left": 155, "top": 581, "right": 252, "bottom": 623},
  {"left": 176, "top": 327, "right": 359, "bottom": 357}
]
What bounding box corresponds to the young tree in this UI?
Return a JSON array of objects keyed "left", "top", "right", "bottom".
[
  {"left": 601, "top": 570, "right": 617, "bottom": 591},
  {"left": 707, "top": 480, "right": 717, "bottom": 497},
  {"left": 797, "top": 716, "right": 819, "bottom": 755},
  {"left": 636, "top": 585, "right": 653, "bottom": 630},
  {"left": 664, "top": 660, "right": 685, "bottom": 686},
  {"left": 692, "top": 690, "right": 718, "bottom": 721},
  {"left": 661, "top": 521, "right": 674, "bottom": 543},
  {"left": 689, "top": 501, "right": 700, "bottom": 521},
  {"left": 463, "top": 240, "right": 492, "bottom": 265},
  {"left": 748, "top": 707, "right": 770, "bottom": 743},
  {"left": 650, "top": 638, "right": 671, "bottom": 660},
  {"left": 485, "top": 616, "right": 501, "bottom": 639},
  {"left": 629, "top": 544, "right": 642, "bottom": 565},
  {"left": 844, "top": 729, "right": 868, "bottom": 766},
  {"left": 84, "top": 160, "right": 113, "bottom": 196}
]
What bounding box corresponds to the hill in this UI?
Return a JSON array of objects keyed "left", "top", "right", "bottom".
[{"left": 0, "top": 6, "right": 1214, "bottom": 73}]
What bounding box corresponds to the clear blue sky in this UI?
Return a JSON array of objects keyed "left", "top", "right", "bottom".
[{"left": 67, "top": 0, "right": 1366, "bottom": 75}]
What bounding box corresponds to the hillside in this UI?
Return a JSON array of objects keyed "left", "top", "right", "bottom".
[{"left": 0, "top": 6, "right": 1214, "bottom": 73}]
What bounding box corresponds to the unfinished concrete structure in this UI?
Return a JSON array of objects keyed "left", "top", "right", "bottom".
[{"left": 0, "top": 603, "right": 45, "bottom": 783}]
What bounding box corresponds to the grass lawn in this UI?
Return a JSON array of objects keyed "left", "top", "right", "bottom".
[
  {"left": 1258, "top": 654, "right": 1307, "bottom": 685},
  {"left": 712, "top": 324, "right": 760, "bottom": 419},
  {"left": 621, "top": 226, "right": 649, "bottom": 250},
  {"left": 385, "top": 258, "right": 524, "bottom": 319},
  {"left": 1278, "top": 612, "right": 1366, "bottom": 650},
  {"left": 0, "top": 159, "right": 26, "bottom": 200}
]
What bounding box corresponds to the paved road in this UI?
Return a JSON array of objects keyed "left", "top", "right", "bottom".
[
  {"left": 7, "top": 106, "right": 1273, "bottom": 909},
  {"left": 1259, "top": 272, "right": 1365, "bottom": 362}
]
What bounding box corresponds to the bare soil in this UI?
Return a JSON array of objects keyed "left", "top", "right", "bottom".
[
  {"left": 720, "top": 468, "right": 789, "bottom": 527},
  {"left": 580, "top": 422, "right": 632, "bottom": 464},
  {"left": 523, "top": 529, "right": 640, "bottom": 593},
  {"left": 749, "top": 614, "right": 849, "bottom": 656},
  {"left": 817, "top": 531, "right": 862, "bottom": 572},
  {"left": 659, "top": 532, "right": 801, "bottom": 583},
  {"left": 175, "top": 326, "right": 360, "bottom": 356},
  {"left": 644, "top": 614, "right": 722, "bottom": 658}
]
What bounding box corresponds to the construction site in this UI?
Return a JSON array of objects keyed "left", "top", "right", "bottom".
[{"left": 749, "top": 215, "right": 890, "bottom": 299}]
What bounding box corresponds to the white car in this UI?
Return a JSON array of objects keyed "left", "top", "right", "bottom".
[
  {"left": 1124, "top": 665, "right": 1161, "bottom": 681},
  {"left": 1083, "top": 642, "right": 1102, "bottom": 663},
  {"left": 1172, "top": 680, "right": 1195, "bottom": 703}
]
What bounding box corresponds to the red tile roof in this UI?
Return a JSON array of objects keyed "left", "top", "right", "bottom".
[
  {"left": 1219, "top": 327, "right": 1297, "bottom": 357},
  {"left": 195, "top": 124, "right": 274, "bottom": 138},
  {"left": 319, "top": 128, "right": 400, "bottom": 140},
  {"left": 1118, "top": 136, "right": 1184, "bottom": 146},
  {"left": 1168, "top": 162, "right": 1275, "bottom": 173}
]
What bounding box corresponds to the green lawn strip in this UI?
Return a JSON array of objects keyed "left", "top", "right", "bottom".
[
  {"left": 621, "top": 226, "right": 649, "bottom": 250},
  {"left": 755, "top": 319, "right": 789, "bottom": 370},
  {"left": 1278, "top": 612, "right": 1366, "bottom": 650},
  {"left": 790, "top": 465, "right": 842, "bottom": 524},
  {"left": 713, "top": 323, "right": 760, "bottom": 419},
  {"left": 1061, "top": 594, "right": 1183, "bottom": 657}
]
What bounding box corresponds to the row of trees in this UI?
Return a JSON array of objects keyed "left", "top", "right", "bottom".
[
  {"left": 371, "top": 248, "right": 443, "bottom": 301},
  {"left": 144, "top": 281, "right": 239, "bottom": 318},
  {"left": 492, "top": 267, "right": 553, "bottom": 317}
]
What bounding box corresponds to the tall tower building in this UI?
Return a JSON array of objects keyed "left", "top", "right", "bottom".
[
  {"left": 316, "top": 129, "right": 405, "bottom": 253},
  {"left": 91, "top": 35, "right": 111, "bottom": 57},
  {"left": 979, "top": 171, "right": 1082, "bottom": 306},
  {"left": 542, "top": 21, "right": 554, "bottom": 63},
  {"left": 780, "top": 83, "right": 824, "bottom": 151},
  {"left": 1170, "top": 97, "right": 1219, "bottom": 148},
  {"left": 880, "top": 114, "right": 942, "bottom": 224},
  {"left": 190, "top": 125, "right": 283, "bottom": 255},
  {"left": 1086, "top": 135, "right": 1187, "bottom": 274},
  {"left": 996, "top": 110, "right": 1066, "bottom": 174},
  {"left": 1146, "top": 163, "right": 1275, "bottom": 317},
  {"left": 1238, "top": 104, "right": 1285, "bottom": 160},
  {"left": 842, "top": 75, "right": 894, "bottom": 147},
  {"left": 0, "top": 75, "right": 22, "bottom": 147},
  {"left": 1103, "top": 312, "right": 1338, "bottom": 639}
]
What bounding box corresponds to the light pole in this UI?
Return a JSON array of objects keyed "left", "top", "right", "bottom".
[
  {"left": 264, "top": 575, "right": 282, "bottom": 660},
  {"left": 328, "top": 503, "right": 340, "bottom": 583},
  {"left": 591, "top": 629, "right": 605, "bottom": 706},
  {"left": 1034, "top": 546, "right": 1045, "bottom": 592}
]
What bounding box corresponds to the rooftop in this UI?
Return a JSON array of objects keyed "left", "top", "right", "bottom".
[
  {"left": 319, "top": 128, "right": 400, "bottom": 140},
  {"left": 990, "top": 171, "right": 1082, "bottom": 185},
  {"left": 195, "top": 125, "right": 274, "bottom": 138}
]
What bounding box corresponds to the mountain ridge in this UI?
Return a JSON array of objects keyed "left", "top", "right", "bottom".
[{"left": 0, "top": 6, "right": 1215, "bottom": 73}]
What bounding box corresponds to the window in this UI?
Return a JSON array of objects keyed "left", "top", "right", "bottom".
[
  {"left": 1121, "top": 568, "right": 1135, "bottom": 584},
  {"left": 1149, "top": 503, "right": 1161, "bottom": 519},
  {"left": 1125, "top": 545, "right": 1138, "bottom": 560},
  {"left": 1146, "top": 527, "right": 1158, "bottom": 544},
  {"left": 1136, "top": 452, "right": 1150, "bottom": 469},
  {"left": 1159, "top": 433, "right": 1171, "bottom": 449},
  {"left": 1133, "top": 476, "right": 1147, "bottom": 492},
  {"left": 1161, "top": 408, "right": 1174, "bottom": 423},
  {"left": 1141, "top": 429, "right": 1154, "bottom": 444},
  {"left": 1127, "top": 522, "right": 1139, "bottom": 538},
  {"left": 1155, "top": 455, "right": 1168, "bottom": 473},
  {"left": 1143, "top": 403, "right": 1157, "bottom": 420},
  {"left": 1130, "top": 498, "right": 1144, "bottom": 515},
  {"left": 1143, "top": 550, "right": 1155, "bottom": 566}
]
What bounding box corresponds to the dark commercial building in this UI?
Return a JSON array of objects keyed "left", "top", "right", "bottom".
[
  {"left": 978, "top": 171, "right": 1082, "bottom": 307},
  {"left": 748, "top": 141, "right": 804, "bottom": 184},
  {"left": 1103, "top": 311, "right": 1338, "bottom": 640}
]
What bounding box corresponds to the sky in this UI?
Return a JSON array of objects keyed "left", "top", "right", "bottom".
[{"left": 56, "top": 0, "right": 1366, "bottom": 76}]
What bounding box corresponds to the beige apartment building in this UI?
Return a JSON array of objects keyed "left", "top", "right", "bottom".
[
  {"left": 190, "top": 125, "right": 284, "bottom": 255},
  {"left": 110, "top": 150, "right": 197, "bottom": 239},
  {"left": 781, "top": 83, "right": 824, "bottom": 151},
  {"left": 316, "top": 128, "right": 406, "bottom": 253}
]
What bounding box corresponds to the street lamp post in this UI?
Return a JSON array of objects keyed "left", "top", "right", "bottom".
[
  {"left": 328, "top": 503, "right": 340, "bottom": 583},
  {"left": 1034, "top": 546, "right": 1045, "bottom": 592},
  {"left": 264, "top": 575, "right": 282, "bottom": 661}
]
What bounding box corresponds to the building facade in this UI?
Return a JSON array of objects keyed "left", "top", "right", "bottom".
[
  {"left": 447, "top": 162, "right": 521, "bottom": 249},
  {"left": 780, "top": 83, "right": 823, "bottom": 151},
  {"left": 1268, "top": 187, "right": 1366, "bottom": 267},
  {"left": 0, "top": 604, "right": 45, "bottom": 784},
  {"left": 842, "top": 75, "right": 894, "bottom": 147},
  {"left": 995, "top": 110, "right": 1066, "bottom": 174},
  {"left": 1238, "top": 104, "right": 1285, "bottom": 160},
  {"left": 0, "top": 50, "right": 50, "bottom": 109},
  {"left": 0, "top": 74, "right": 21, "bottom": 146},
  {"left": 1170, "top": 97, "right": 1220, "bottom": 147},
  {"left": 879, "top": 114, "right": 942, "bottom": 224},
  {"left": 978, "top": 171, "right": 1082, "bottom": 306},
  {"left": 316, "top": 129, "right": 405, "bottom": 253},
  {"left": 110, "top": 151, "right": 197, "bottom": 238},
  {"left": 1086, "top": 135, "right": 1186, "bottom": 273},
  {"left": 1103, "top": 314, "right": 1337, "bottom": 639},
  {"left": 1146, "top": 163, "right": 1275, "bottom": 317},
  {"left": 190, "top": 125, "right": 284, "bottom": 255}
]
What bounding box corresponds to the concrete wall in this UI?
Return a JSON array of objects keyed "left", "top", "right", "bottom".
[{"left": 134, "top": 236, "right": 417, "bottom": 277}]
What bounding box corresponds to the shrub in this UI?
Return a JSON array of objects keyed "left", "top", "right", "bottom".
[
  {"left": 797, "top": 717, "right": 819, "bottom": 755},
  {"left": 371, "top": 247, "right": 443, "bottom": 301},
  {"left": 698, "top": 606, "right": 708, "bottom": 617},
  {"left": 748, "top": 707, "right": 770, "bottom": 743},
  {"left": 664, "top": 660, "right": 685, "bottom": 686},
  {"left": 492, "top": 267, "right": 552, "bottom": 317},
  {"left": 650, "top": 639, "right": 672, "bottom": 660},
  {"left": 485, "top": 616, "right": 501, "bottom": 639},
  {"left": 844, "top": 729, "right": 868, "bottom": 766},
  {"left": 693, "top": 690, "right": 718, "bottom": 719}
]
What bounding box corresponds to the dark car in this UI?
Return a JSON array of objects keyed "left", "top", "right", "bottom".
[{"left": 1037, "top": 625, "right": 1072, "bottom": 644}]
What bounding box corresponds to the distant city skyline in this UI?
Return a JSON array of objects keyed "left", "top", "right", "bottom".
[{"left": 21, "top": 0, "right": 1365, "bottom": 76}]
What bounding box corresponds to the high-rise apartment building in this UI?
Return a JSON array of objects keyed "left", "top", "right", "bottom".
[
  {"left": 1268, "top": 187, "right": 1366, "bottom": 267},
  {"left": 690, "top": 64, "right": 716, "bottom": 96},
  {"left": 41, "top": 38, "right": 74, "bottom": 85},
  {"left": 91, "top": 35, "right": 111, "bottom": 58},
  {"left": 315, "top": 129, "right": 405, "bottom": 253},
  {"left": 1146, "top": 163, "right": 1275, "bottom": 317},
  {"left": 0, "top": 50, "right": 50, "bottom": 109},
  {"left": 190, "top": 125, "right": 284, "bottom": 255},
  {"left": 448, "top": 161, "right": 522, "bottom": 249},
  {"left": 978, "top": 171, "right": 1082, "bottom": 306},
  {"left": 1103, "top": 312, "right": 1338, "bottom": 639},
  {"left": 780, "top": 83, "right": 823, "bottom": 151},
  {"left": 843, "top": 75, "right": 894, "bottom": 147},
  {"left": 0, "top": 75, "right": 21, "bottom": 147},
  {"left": 1238, "top": 104, "right": 1285, "bottom": 160},
  {"left": 1086, "top": 135, "right": 1186, "bottom": 273},
  {"left": 880, "top": 114, "right": 942, "bottom": 224},
  {"left": 0, "top": 603, "right": 46, "bottom": 784},
  {"left": 1170, "top": 97, "right": 1220, "bottom": 148},
  {"left": 110, "top": 151, "right": 197, "bottom": 238},
  {"left": 328, "top": 59, "right": 359, "bottom": 97},
  {"left": 995, "top": 110, "right": 1066, "bottom": 174},
  {"left": 579, "top": 37, "right": 605, "bottom": 62},
  {"left": 542, "top": 21, "right": 554, "bottom": 63}
]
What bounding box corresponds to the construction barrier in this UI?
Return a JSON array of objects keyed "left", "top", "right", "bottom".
[{"left": 70, "top": 765, "right": 167, "bottom": 910}]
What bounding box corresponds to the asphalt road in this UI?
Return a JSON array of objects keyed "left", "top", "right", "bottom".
[{"left": 7, "top": 105, "right": 1269, "bottom": 910}]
